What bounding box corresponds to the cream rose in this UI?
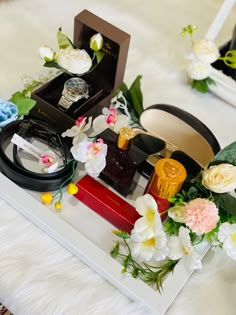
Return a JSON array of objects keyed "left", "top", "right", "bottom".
[
  {"left": 56, "top": 46, "right": 92, "bottom": 75},
  {"left": 168, "top": 204, "right": 186, "bottom": 223},
  {"left": 193, "top": 39, "right": 219, "bottom": 64},
  {"left": 202, "top": 163, "right": 236, "bottom": 193},
  {"left": 187, "top": 60, "right": 211, "bottom": 80}
]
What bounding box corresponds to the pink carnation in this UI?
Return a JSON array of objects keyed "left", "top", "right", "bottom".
[{"left": 184, "top": 198, "right": 219, "bottom": 234}]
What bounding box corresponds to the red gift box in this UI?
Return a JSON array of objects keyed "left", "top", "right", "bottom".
[{"left": 74, "top": 175, "right": 140, "bottom": 233}]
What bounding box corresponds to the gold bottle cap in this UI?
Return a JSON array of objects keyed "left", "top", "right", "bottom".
[
  {"left": 154, "top": 158, "right": 187, "bottom": 198},
  {"left": 117, "top": 127, "right": 136, "bottom": 150}
]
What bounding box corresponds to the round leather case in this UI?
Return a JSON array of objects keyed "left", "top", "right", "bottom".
[{"left": 139, "top": 104, "right": 220, "bottom": 167}]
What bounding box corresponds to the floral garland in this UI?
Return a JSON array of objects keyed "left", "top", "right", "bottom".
[{"left": 182, "top": 24, "right": 236, "bottom": 93}]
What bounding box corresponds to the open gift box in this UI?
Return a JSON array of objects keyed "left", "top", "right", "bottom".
[{"left": 30, "top": 10, "right": 130, "bottom": 132}]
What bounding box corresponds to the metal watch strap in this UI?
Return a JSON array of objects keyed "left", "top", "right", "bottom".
[{"left": 58, "top": 95, "right": 74, "bottom": 110}]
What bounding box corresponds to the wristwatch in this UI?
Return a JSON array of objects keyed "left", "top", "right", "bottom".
[{"left": 58, "top": 77, "right": 89, "bottom": 110}]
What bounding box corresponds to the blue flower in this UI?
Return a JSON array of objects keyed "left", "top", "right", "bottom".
[{"left": 0, "top": 99, "right": 18, "bottom": 128}]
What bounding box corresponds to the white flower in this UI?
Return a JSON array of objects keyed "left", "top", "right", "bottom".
[
  {"left": 168, "top": 204, "right": 186, "bottom": 223},
  {"left": 129, "top": 194, "right": 168, "bottom": 261},
  {"left": 193, "top": 39, "right": 219, "bottom": 64},
  {"left": 39, "top": 46, "right": 54, "bottom": 62},
  {"left": 39, "top": 150, "right": 58, "bottom": 174},
  {"left": 71, "top": 138, "right": 107, "bottom": 177},
  {"left": 131, "top": 194, "right": 162, "bottom": 241},
  {"left": 202, "top": 163, "right": 236, "bottom": 193},
  {"left": 218, "top": 222, "right": 236, "bottom": 260},
  {"left": 62, "top": 116, "right": 92, "bottom": 145},
  {"left": 90, "top": 33, "right": 103, "bottom": 51},
  {"left": 187, "top": 60, "right": 211, "bottom": 80},
  {"left": 130, "top": 231, "right": 169, "bottom": 262},
  {"left": 56, "top": 47, "right": 92, "bottom": 75},
  {"left": 167, "top": 227, "right": 202, "bottom": 270},
  {"left": 92, "top": 108, "right": 129, "bottom": 134}
]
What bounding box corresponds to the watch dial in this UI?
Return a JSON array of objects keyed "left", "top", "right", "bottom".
[{"left": 65, "top": 78, "right": 88, "bottom": 97}]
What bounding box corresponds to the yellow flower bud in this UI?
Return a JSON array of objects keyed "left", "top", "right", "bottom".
[
  {"left": 90, "top": 33, "right": 103, "bottom": 51},
  {"left": 54, "top": 201, "right": 62, "bottom": 212},
  {"left": 66, "top": 182, "right": 79, "bottom": 195},
  {"left": 41, "top": 192, "right": 53, "bottom": 204}
]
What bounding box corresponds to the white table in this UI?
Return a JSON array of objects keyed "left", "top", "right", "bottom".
[{"left": 0, "top": 1, "right": 236, "bottom": 314}]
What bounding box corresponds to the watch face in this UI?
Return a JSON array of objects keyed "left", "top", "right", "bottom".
[{"left": 64, "top": 77, "right": 89, "bottom": 100}]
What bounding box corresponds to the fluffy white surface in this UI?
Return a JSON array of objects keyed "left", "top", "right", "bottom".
[{"left": 0, "top": 0, "right": 236, "bottom": 314}]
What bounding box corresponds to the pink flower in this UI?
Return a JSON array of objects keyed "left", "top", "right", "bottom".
[
  {"left": 184, "top": 198, "right": 219, "bottom": 234},
  {"left": 106, "top": 108, "right": 118, "bottom": 126}
]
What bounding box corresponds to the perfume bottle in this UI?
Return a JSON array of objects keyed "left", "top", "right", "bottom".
[
  {"left": 99, "top": 127, "right": 147, "bottom": 197},
  {"left": 144, "top": 158, "right": 187, "bottom": 219}
]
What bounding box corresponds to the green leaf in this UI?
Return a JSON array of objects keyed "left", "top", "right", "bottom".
[
  {"left": 115, "top": 82, "right": 132, "bottom": 103},
  {"left": 110, "top": 241, "right": 120, "bottom": 257},
  {"left": 209, "top": 141, "right": 236, "bottom": 167},
  {"left": 191, "top": 77, "right": 215, "bottom": 93},
  {"left": 129, "top": 75, "right": 143, "bottom": 115},
  {"left": 191, "top": 79, "right": 209, "bottom": 93},
  {"left": 57, "top": 27, "right": 74, "bottom": 49},
  {"left": 95, "top": 50, "right": 105, "bottom": 64},
  {"left": 163, "top": 218, "right": 182, "bottom": 236},
  {"left": 112, "top": 229, "right": 130, "bottom": 239},
  {"left": 214, "top": 193, "right": 236, "bottom": 216},
  {"left": 12, "top": 97, "right": 36, "bottom": 116},
  {"left": 187, "top": 186, "right": 198, "bottom": 200}
]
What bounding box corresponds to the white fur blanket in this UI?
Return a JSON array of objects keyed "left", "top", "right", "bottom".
[{"left": 0, "top": 0, "right": 236, "bottom": 314}]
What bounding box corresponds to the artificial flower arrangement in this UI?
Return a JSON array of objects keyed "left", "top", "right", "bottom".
[
  {"left": 39, "top": 28, "right": 104, "bottom": 76},
  {"left": 0, "top": 72, "right": 57, "bottom": 129},
  {"left": 34, "top": 72, "right": 236, "bottom": 293},
  {"left": 39, "top": 75, "right": 143, "bottom": 210},
  {"left": 182, "top": 24, "right": 236, "bottom": 93},
  {"left": 110, "top": 142, "right": 236, "bottom": 291}
]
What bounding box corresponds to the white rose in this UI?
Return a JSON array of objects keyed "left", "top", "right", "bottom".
[
  {"left": 90, "top": 33, "right": 103, "bottom": 51},
  {"left": 202, "top": 163, "right": 236, "bottom": 193},
  {"left": 39, "top": 46, "right": 54, "bottom": 62},
  {"left": 193, "top": 39, "right": 219, "bottom": 64},
  {"left": 168, "top": 204, "right": 186, "bottom": 223},
  {"left": 187, "top": 60, "right": 211, "bottom": 80},
  {"left": 56, "top": 47, "right": 92, "bottom": 75}
]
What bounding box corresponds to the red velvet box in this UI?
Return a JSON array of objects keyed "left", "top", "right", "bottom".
[{"left": 74, "top": 175, "right": 140, "bottom": 233}]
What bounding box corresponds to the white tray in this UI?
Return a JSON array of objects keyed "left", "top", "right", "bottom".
[{"left": 0, "top": 172, "right": 210, "bottom": 315}]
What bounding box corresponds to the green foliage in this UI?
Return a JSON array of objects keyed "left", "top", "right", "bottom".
[
  {"left": 57, "top": 27, "right": 74, "bottom": 49},
  {"left": 11, "top": 93, "right": 36, "bottom": 116},
  {"left": 10, "top": 79, "right": 42, "bottom": 116},
  {"left": 110, "top": 238, "right": 178, "bottom": 292},
  {"left": 191, "top": 77, "right": 215, "bottom": 93},
  {"left": 213, "top": 193, "right": 236, "bottom": 216},
  {"left": 209, "top": 141, "right": 236, "bottom": 167},
  {"left": 181, "top": 24, "right": 197, "bottom": 36},
  {"left": 114, "top": 75, "right": 144, "bottom": 124},
  {"left": 110, "top": 241, "right": 120, "bottom": 257},
  {"left": 129, "top": 75, "right": 143, "bottom": 115},
  {"left": 112, "top": 229, "right": 130, "bottom": 239},
  {"left": 95, "top": 50, "right": 105, "bottom": 64},
  {"left": 163, "top": 218, "right": 183, "bottom": 236}
]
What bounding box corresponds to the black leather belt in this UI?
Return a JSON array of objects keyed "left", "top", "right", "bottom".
[{"left": 0, "top": 118, "right": 75, "bottom": 191}]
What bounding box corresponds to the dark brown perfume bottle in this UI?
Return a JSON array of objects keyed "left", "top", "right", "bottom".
[{"left": 99, "top": 128, "right": 147, "bottom": 197}]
